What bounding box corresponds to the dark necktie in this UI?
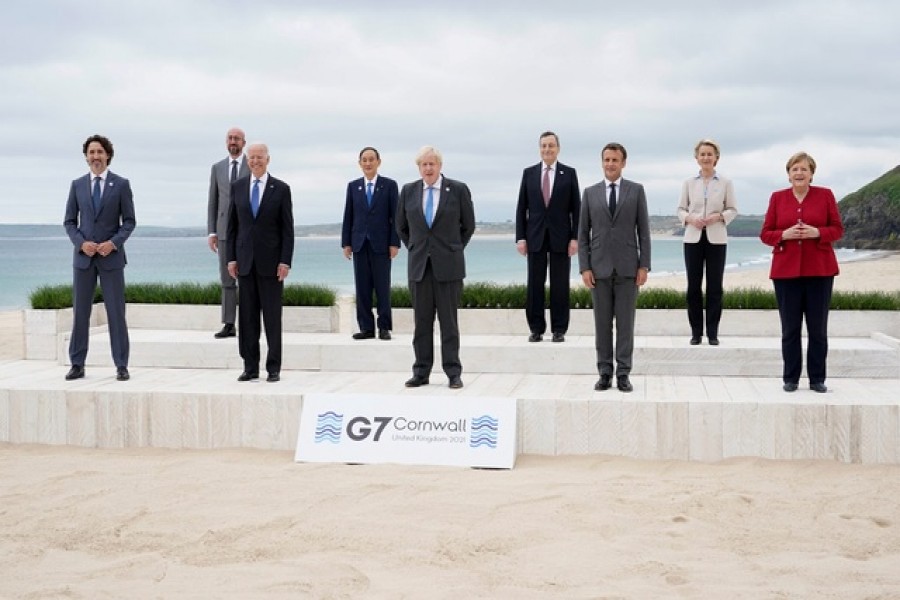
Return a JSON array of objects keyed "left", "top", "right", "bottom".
[
  {"left": 92, "top": 176, "right": 102, "bottom": 213},
  {"left": 251, "top": 179, "right": 260, "bottom": 218},
  {"left": 230, "top": 160, "right": 238, "bottom": 182},
  {"left": 425, "top": 186, "right": 434, "bottom": 228},
  {"left": 542, "top": 167, "right": 551, "bottom": 207},
  {"left": 609, "top": 182, "right": 617, "bottom": 217},
  {"left": 366, "top": 182, "right": 373, "bottom": 207}
]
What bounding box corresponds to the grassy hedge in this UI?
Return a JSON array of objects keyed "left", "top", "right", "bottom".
[
  {"left": 29, "top": 282, "right": 336, "bottom": 309},
  {"left": 29, "top": 281, "right": 900, "bottom": 311},
  {"left": 389, "top": 283, "right": 900, "bottom": 311}
]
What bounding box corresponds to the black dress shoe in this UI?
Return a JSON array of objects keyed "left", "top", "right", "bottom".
[
  {"left": 783, "top": 382, "right": 798, "bottom": 392},
  {"left": 267, "top": 372, "right": 280, "bottom": 383},
  {"left": 378, "top": 329, "right": 391, "bottom": 340},
  {"left": 528, "top": 333, "right": 542, "bottom": 342},
  {"left": 352, "top": 330, "right": 375, "bottom": 340},
  {"left": 617, "top": 375, "right": 633, "bottom": 392},
  {"left": 690, "top": 337, "right": 701, "bottom": 345},
  {"left": 552, "top": 332, "right": 565, "bottom": 343},
  {"left": 448, "top": 376, "right": 463, "bottom": 389},
  {"left": 708, "top": 338, "right": 720, "bottom": 346},
  {"left": 214, "top": 324, "right": 236, "bottom": 338},
  {"left": 810, "top": 382, "right": 828, "bottom": 393},
  {"left": 116, "top": 367, "right": 130, "bottom": 381},
  {"left": 65, "top": 365, "right": 85, "bottom": 380},
  {"left": 237, "top": 371, "right": 259, "bottom": 382},
  {"left": 594, "top": 374, "right": 612, "bottom": 391},
  {"left": 405, "top": 375, "right": 429, "bottom": 387}
]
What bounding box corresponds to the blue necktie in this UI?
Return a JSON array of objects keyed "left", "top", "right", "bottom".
[
  {"left": 366, "top": 182, "right": 373, "bottom": 207},
  {"left": 230, "top": 160, "right": 238, "bottom": 182},
  {"left": 251, "top": 179, "right": 260, "bottom": 218},
  {"left": 425, "top": 186, "right": 434, "bottom": 228},
  {"left": 91, "top": 176, "right": 102, "bottom": 213}
]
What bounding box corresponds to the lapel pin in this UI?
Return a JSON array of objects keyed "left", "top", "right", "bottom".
[{"left": 445, "top": 187, "right": 450, "bottom": 192}]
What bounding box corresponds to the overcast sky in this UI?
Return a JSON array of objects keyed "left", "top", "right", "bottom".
[{"left": 3, "top": 0, "right": 899, "bottom": 226}]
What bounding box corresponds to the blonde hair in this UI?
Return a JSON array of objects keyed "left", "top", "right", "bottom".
[
  {"left": 785, "top": 151, "right": 816, "bottom": 174},
  {"left": 415, "top": 146, "right": 443, "bottom": 166},
  {"left": 694, "top": 138, "right": 720, "bottom": 165}
]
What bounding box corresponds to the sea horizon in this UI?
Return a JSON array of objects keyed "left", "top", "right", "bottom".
[{"left": 0, "top": 223, "right": 876, "bottom": 310}]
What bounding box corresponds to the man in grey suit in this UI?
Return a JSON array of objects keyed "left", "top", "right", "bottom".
[
  {"left": 396, "top": 146, "right": 476, "bottom": 389},
  {"left": 207, "top": 127, "right": 248, "bottom": 338},
  {"left": 63, "top": 134, "right": 137, "bottom": 381},
  {"left": 578, "top": 142, "right": 651, "bottom": 393}
]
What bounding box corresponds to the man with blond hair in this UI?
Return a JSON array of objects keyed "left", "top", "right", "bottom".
[{"left": 396, "top": 146, "right": 476, "bottom": 389}]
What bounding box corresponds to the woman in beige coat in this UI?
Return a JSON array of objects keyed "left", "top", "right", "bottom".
[{"left": 677, "top": 139, "right": 738, "bottom": 345}]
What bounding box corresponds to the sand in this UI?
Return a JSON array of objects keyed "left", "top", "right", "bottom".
[
  {"left": 1, "top": 253, "right": 899, "bottom": 599},
  {"left": 644, "top": 250, "right": 900, "bottom": 293},
  {"left": 1, "top": 445, "right": 899, "bottom": 599}
]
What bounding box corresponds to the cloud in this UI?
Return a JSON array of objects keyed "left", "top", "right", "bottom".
[{"left": 2, "top": 0, "right": 899, "bottom": 226}]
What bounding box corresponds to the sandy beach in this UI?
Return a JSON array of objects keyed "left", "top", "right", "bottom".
[
  {"left": 644, "top": 250, "right": 900, "bottom": 293},
  {"left": 1, "top": 445, "right": 899, "bottom": 599},
  {"left": 1, "top": 253, "right": 899, "bottom": 599}
]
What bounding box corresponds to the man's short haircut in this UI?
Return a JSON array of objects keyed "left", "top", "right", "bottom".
[
  {"left": 359, "top": 146, "right": 380, "bottom": 160},
  {"left": 601, "top": 142, "right": 627, "bottom": 161},
  {"left": 539, "top": 131, "right": 559, "bottom": 146},
  {"left": 83, "top": 134, "right": 114, "bottom": 164}
]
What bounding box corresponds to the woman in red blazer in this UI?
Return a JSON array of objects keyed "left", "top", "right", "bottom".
[{"left": 760, "top": 152, "right": 843, "bottom": 393}]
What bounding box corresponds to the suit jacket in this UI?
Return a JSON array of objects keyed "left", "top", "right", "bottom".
[
  {"left": 226, "top": 174, "right": 294, "bottom": 277},
  {"left": 760, "top": 186, "right": 843, "bottom": 279},
  {"left": 515, "top": 162, "right": 580, "bottom": 252},
  {"left": 341, "top": 176, "right": 400, "bottom": 253},
  {"left": 677, "top": 173, "right": 738, "bottom": 244},
  {"left": 208, "top": 155, "right": 249, "bottom": 240},
  {"left": 578, "top": 179, "right": 651, "bottom": 278},
  {"left": 396, "top": 176, "right": 476, "bottom": 282},
  {"left": 64, "top": 171, "right": 136, "bottom": 270}
]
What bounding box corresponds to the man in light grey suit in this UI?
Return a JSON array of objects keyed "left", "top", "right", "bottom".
[
  {"left": 207, "top": 127, "right": 249, "bottom": 338},
  {"left": 578, "top": 142, "right": 651, "bottom": 393},
  {"left": 396, "top": 146, "right": 476, "bottom": 389},
  {"left": 63, "top": 134, "right": 136, "bottom": 381}
]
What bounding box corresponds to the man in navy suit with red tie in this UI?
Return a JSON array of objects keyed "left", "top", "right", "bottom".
[
  {"left": 341, "top": 146, "right": 400, "bottom": 340},
  {"left": 226, "top": 143, "right": 294, "bottom": 383},
  {"left": 515, "top": 131, "right": 581, "bottom": 343},
  {"left": 63, "top": 134, "right": 136, "bottom": 381}
]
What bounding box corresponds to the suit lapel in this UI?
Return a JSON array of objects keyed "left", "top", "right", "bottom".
[
  {"left": 431, "top": 178, "right": 450, "bottom": 226},
  {"left": 612, "top": 180, "right": 630, "bottom": 221},
  {"left": 257, "top": 178, "right": 276, "bottom": 218}
]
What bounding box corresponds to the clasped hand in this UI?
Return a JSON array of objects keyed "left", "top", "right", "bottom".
[
  {"left": 81, "top": 240, "right": 116, "bottom": 257},
  {"left": 782, "top": 222, "right": 820, "bottom": 240}
]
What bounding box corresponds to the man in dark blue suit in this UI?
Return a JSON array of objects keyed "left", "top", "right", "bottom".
[
  {"left": 226, "top": 143, "right": 295, "bottom": 383},
  {"left": 63, "top": 134, "right": 137, "bottom": 381},
  {"left": 515, "top": 131, "right": 581, "bottom": 343},
  {"left": 341, "top": 147, "right": 400, "bottom": 340}
]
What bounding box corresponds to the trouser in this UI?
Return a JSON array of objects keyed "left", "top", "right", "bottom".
[
  {"left": 684, "top": 230, "right": 727, "bottom": 338},
  {"left": 773, "top": 276, "right": 833, "bottom": 385}
]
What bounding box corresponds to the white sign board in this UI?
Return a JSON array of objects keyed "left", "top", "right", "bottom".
[{"left": 295, "top": 393, "right": 517, "bottom": 469}]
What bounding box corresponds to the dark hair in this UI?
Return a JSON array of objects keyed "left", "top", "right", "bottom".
[
  {"left": 359, "top": 146, "right": 380, "bottom": 160},
  {"left": 83, "top": 134, "right": 114, "bottom": 164},
  {"left": 602, "top": 142, "right": 627, "bottom": 161},
  {"left": 539, "top": 131, "right": 559, "bottom": 146}
]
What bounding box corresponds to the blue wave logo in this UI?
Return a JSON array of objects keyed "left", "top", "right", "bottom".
[
  {"left": 469, "top": 414, "right": 498, "bottom": 449},
  {"left": 315, "top": 411, "right": 343, "bottom": 444}
]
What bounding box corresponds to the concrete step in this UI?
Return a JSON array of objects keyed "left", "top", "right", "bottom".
[
  {"left": 1, "top": 360, "right": 898, "bottom": 463},
  {"left": 75, "top": 328, "right": 900, "bottom": 379}
]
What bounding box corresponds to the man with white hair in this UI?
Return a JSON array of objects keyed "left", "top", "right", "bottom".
[{"left": 396, "top": 146, "right": 476, "bottom": 389}]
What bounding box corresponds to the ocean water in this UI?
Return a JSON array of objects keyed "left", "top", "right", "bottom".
[{"left": 1, "top": 234, "right": 786, "bottom": 309}]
